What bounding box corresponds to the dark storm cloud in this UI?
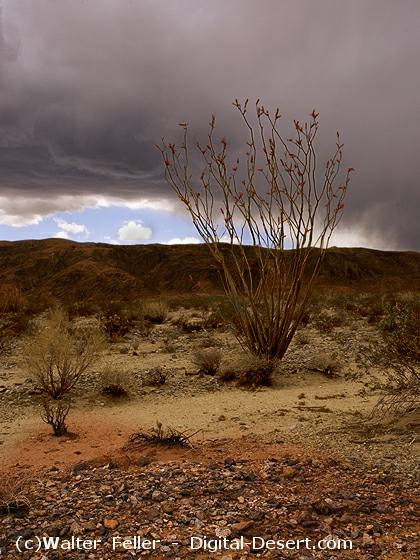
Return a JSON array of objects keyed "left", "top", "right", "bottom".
[{"left": 0, "top": 0, "right": 419, "bottom": 248}]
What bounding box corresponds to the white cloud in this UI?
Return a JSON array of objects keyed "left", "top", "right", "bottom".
[
  {"left": 54, "top": 230, "right": 69, "bottom": 239},
  {"left": 118, "top": 220, "right": 152, "bottom": 241},
  {"left": 0, "top": 194, "right": 175, "bottom": 228},
  {"left": 165, "top": 236, "right": 201, "bottom": 245},
  {"left": 53, "top": 218, "right": 89, "bottom": 236}
]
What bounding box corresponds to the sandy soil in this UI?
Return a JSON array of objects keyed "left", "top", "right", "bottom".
[
  {"left": 0, "top": 375, "right": 370, "bottom": 470},
  {"left": 0, "top": 310, "right": 418, "bottom": 479}
]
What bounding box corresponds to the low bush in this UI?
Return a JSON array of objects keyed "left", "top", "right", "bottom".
[
  {"left": 41, "top": 398, "right": 71, "bottom": 436},
  {"left": 379, "top": 293, "right": 419, "bottom": 362},
  {"left": 129, "top": 421, "right": 197, "bottom": 447},
  {"left": 101, "top": 311, "right": 132, "bottom": 340},
  {"left": 192, "top": 348, "right": 222, "bottom": 375},
  {"left": 371, "top": 293, "right": 419, "bottom": 416},
  {"left": 162, "top": 339, "right": 177, "bottom": 353},
  {"left": 100, "top": 368, "right": 131, "bottom": 397},
  {"left": 294, "top": 330, "right": 310, "bottom": 346},
  {"left": 25, "top": 307, "right": 105, "bottom": 399},
  {"left": 172, "top": 315, "right": 203, "bottom": 333},
  {"left": 0, "top": 475, "right": 30, "bottom": 515},
  {"left": 197, "top": 335, "right": 218, "bottom": 348},
  {"left": 219, "top": 355, "right": 274, "bottom": 387},
  {"left": 142, "top": 301, "right": 169, "bottom": 324},
  {"left": 307, "top": 352, "right": 341, "bottom": 376},
  {"left": 312, "top": 308, "right": 346, "bottom": 333}
]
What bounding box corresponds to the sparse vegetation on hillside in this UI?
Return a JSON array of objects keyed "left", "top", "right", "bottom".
[{"left": 1, "top": 241, "right": 419, "bottom": 320}]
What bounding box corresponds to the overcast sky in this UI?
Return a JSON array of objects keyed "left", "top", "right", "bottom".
[{"left": 0, "top": 0, "right": 419, "bottom": 249}]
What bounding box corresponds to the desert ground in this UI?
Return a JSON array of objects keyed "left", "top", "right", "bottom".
[{"left": 0, "top": 290, "right": 419, "bottom": 559}]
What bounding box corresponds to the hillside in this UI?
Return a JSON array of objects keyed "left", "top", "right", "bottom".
[{"left": 0, "top": 239, "right": 419, "bottom": 308}]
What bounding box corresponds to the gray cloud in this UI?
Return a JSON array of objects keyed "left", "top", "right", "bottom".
[{"left": 0, "top": 0, "right": 419, "bottom": 248}]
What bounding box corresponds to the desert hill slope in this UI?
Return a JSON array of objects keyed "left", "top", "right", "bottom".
[{"left": 0, "top": 239, "right": 419, "bottom": 307}]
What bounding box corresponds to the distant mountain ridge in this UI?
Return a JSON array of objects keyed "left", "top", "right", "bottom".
[{"left": 0, "top": 239, "right": 419, "bottom": 307}]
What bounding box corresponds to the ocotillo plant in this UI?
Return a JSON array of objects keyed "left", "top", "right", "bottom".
[{"left": 159, "top": 100, "right": 353, "bottom": 360}]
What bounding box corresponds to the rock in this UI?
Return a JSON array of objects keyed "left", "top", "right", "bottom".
[
  {"left": 362, "top": 532, "right": 374, "bottom": 545},
  {"left": 231, "top": 521, "right": 254, "bottom": 536},
  {"left": 151, "top": 490, "right": 165, "bottom": 501},
  {"left": 282, "top": 466, "right": 297, "bottom": 478},
  {"left": 103, "top": 518, "right": 119, "bottom": 530}
]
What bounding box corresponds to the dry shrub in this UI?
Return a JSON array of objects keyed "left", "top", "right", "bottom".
[
  {"left": 202, "top": 311, "right": 223, "bottom": 329},
  {"left": 100, "top": 368, "right": 131, "bottom": 397},
  {"left": 0, "top": 474, "right": 30, "bottom": 515},
  {"left": 294, "top": 330, "right": 310, "bottom": 346},
  {"left": 65, "top": 300, "right": 101, "bottom": 319},
  {"left": 219, "top": 355, "right": 274, "bottom": 387},
  {"left": 143, "top": 301, "right": 169, "bottom": 324},
  {"left": 41, "top": 398, "right": 70, "bottom": 436},
  {"left": 101, "top": 311, "right": 132, "bottom": 341},
  {"left": 379, "top": 293, "right": 419, "bottom": 362},
  {"left": 25, "top": 307, "right": 105, "bottom": 399},
  {"left": 0, "top": 311, "right": 31, "bottom": 338},
  {"left": 307, "top": 352, "right": 341, "bottom": 376},
  {"left": 313, "top": 308, "right": 346, "bottom": 333},
  {"left": 371, "top": 293, "right": 419, "bottom": 416},
  {"left": 192, "top": 348, "right": 222, "bottom": 375},
  {"left": 129, "top": 421, "right": 197, "bottom": 447},
  {"left": 203, "top": 301, "right": 237, "bottom": 330},
  {"left": 172, "top": 314, "right": 204, "bottom": 333}
]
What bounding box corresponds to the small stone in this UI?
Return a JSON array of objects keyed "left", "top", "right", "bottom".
[
  {"left": 231, "top": 521, "right": 254, "bottom": 535},
  {"left": 362, "top": 532, "right": 374, "bottom": 545},
  {"left": 282, "top": 466, "right": 297, "bottom": 478},
  {"left": 103, "top": 518, "right": 119, "bottom": 530},
  {"left": 215, "top": 527, "right": 231, "bottom": 538}
]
